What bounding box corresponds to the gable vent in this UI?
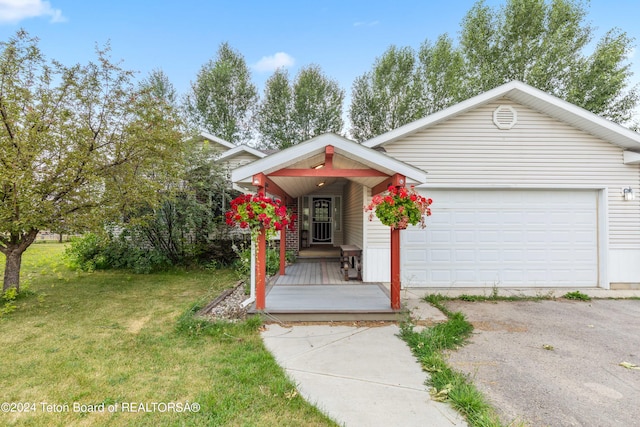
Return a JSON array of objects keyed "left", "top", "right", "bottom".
[{"left": 493, "top": 105, "right": 517, "bottom": 129}]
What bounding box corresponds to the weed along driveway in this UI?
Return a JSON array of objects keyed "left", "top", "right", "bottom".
[{"left": 443, "top": 299, "right": 640, "bottom": 427}]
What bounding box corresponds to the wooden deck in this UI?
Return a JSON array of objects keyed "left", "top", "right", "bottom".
[
  {"left": 275, "top": 260, "right": 360, "bottom": 285},
  {"left": 249, "top": 258, "right": 402, "bottom": 322}
]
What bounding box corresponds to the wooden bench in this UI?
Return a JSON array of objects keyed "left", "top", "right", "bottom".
[{"left": 340, "top": 245, "right": 362, "bottom": 281}]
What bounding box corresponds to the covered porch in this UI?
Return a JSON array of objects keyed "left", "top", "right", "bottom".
[
  {"left": 249, "top": 250, "right": 399, "bottom": 321},
  {"left": 232, "top": 133, "right": 428, "bottom": 316}
]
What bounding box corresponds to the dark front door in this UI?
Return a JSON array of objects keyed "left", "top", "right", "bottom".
[{"left": 312, "top": 197, "right": 332, "bottom": 243}]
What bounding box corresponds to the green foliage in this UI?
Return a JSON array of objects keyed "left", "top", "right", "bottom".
[
  {"left": 175, "top": 301, "right": 262, "bottom": 337},
  {"left": 400, "top": 303, "right": 502, "bottom": 426},
  {"left": 563, "top": 290, "right": 591, "bottom": 301},
  {"left": 232, "top": 242, "right": 292, "bottom": 280},
  {"left": 64, "top": 233, "right": 171, "bottom": 274},
  {"left": 0, "top": 29, "right": 185, "bottom": 291},
  {"left": 256, "top": 65, "right": 344, "bottom": 149},
  {"left": 1, "top": 287, "right": 18, "bottom": 316},
  {"left": 349, "top": 45, "right": 422, "bottom": 142},
  {"left": 186, "top": 42, "right": 258, "bottom": 143},
  {"left": 349, "top": 0, "right": 638, "bottom": 140},
  {"left": 256, "top": 68, "right": 297, "bottom": 149}
]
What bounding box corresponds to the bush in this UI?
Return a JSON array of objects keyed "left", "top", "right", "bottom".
[{"left": 64, "top": 233, "right": 171, "bottom": 273}]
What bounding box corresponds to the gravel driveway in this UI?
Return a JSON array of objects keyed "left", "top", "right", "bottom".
[{"left": 443, "top": 299, "right": 640, "bottom": 427}]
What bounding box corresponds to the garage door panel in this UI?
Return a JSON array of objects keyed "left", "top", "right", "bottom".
[
  {"left": 430, "top": 230, "right": 451, "bottom": 243},
  {"left": 402, "top": 189, "right": 598, "bottom": 287},
  {"left": 455, "top": 249, "right": 475, "bottom": 262}
]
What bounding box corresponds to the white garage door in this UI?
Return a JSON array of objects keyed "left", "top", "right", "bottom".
[{"left": 401, "top": 189, "right": 599, "bottom": 287}]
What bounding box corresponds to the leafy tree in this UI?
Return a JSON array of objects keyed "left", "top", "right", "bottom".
[
  {"left": 349, "top": 46, "right": 420, "bottom": 142},
  {"left": 142, "top": 68, "right": 178, "bottom": 106},
  {"left": 255, "top": 68, "right": 296, "bottom": 149},
  {"left": 416, "top": 35, "right": 467, "bottom": 115},
  {"left": 459, "top": 0, "right": 638, "bottom": 122},
  {"left": 0, "top": 30, "right": 185, "bottom": 292},
  {"left": 256, "top": 65, "right": 344, "bottom": 149},
  {"left": 186, "top": 42, "right": 258, "bottom": 143},
  {"left": 291, "top": 65, "right": 344, "bottom": 142},
  {"left": 349, "top": 0, "right": 638, "bottom": 140}
]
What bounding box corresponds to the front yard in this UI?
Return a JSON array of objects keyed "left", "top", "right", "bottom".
[{"left": 0, "top": 243, "right": 335, "bottom": 426}]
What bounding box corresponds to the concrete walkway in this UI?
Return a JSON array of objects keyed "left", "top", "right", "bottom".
[
  {"left": 261, "top": 323, "right": 467, "bottom": 427},
  {"left": 261, "top": 287, "right": 640, "bottom": 426}
]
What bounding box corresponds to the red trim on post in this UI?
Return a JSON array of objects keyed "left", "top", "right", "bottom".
[
  {"left": 325, "top": 145, "right": 334, "bottom": 169},
  {"left": 256, "top": 227, "right": 267, "bottom": 310},
  {"left": 390, "top": 227, "right": 401, "bottom": 310},
  {"left": 279, "top": 228, "right": 286, "bottom": 276},
  {"left": 372, "top": 173, "right": 407, "bottom": 195},
  {"left": 252, "top": 173, "right": 266, "bottom": 189}
]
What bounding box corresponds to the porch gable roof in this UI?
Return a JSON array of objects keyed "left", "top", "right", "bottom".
[{"left": 231, "top": 133, "right": 428, "bottom": 197}]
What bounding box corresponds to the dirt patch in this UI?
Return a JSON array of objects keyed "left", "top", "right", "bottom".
[
  {"left": 443, "top": 299, "right": 640, "bottom": 427},
  {"left": 127, "top": 315, "right": 151, "bottom": 334}
]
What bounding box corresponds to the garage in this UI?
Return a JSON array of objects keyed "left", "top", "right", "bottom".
[{"left": 401, "top": 189, "right": 599, "bottom": 287}]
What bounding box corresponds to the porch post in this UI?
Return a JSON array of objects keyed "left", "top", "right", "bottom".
[
  {"left": 279, "top": 227, "right": 286, "bottom": 276},
  {"left": 390, "top": 227, "right": 401, "bottom": 310},
  {"left": 256, "top": 227, "right": 267, "bottom": 310}
]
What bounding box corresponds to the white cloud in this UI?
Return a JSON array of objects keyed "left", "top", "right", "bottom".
[
  {"left": 353, "top": 20, "right": 379, "bottom": 27},
  {"left": 0, "top": 0, "right": 67, "bottom": 24},
  {"left": 253, "top": 52, "right": 295, "bottom": 73}
]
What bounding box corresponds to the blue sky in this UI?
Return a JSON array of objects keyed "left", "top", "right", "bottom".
[{"left": 0, "top": 0, "right": 639, "bottom": 106}]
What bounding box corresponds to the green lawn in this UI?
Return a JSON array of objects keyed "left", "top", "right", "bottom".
[{"left": 0, "top": 243, "right": 336, "bottom": 426}]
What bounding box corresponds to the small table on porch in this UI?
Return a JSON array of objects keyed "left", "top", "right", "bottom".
[{"left": 340, "top": 245, "right": 362, "bottom": 281}]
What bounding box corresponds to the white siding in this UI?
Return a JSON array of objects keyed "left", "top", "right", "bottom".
[
  {"left": 343, "top": 181, "right": 363, "bottom": 248},
  {"left": 382, "top": 98, "right": 640, "bottom": 249},
  {"left": 222, "top": 153, "right": 261, "bottom": 174}
]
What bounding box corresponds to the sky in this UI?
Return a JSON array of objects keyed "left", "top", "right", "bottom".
[{"left": 0, "top": 0, "right": 639, "bottom": 111}]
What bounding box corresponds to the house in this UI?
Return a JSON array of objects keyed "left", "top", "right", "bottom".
[
  {"left": 231, "top": 80, "right": 640, "bottom": 292},
  {"left": 199, "top": 131, "right": 266, "bottom": 178}
]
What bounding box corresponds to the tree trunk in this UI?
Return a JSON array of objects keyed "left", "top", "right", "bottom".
[
  {"left": 3, "top": 249, "right": 24, "bottom": 292},
  {"left": 1, "top": 229, "right": 39, "bottom": 293}
]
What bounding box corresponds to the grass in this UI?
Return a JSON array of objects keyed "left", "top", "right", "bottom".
[
  {"left": 562, "top": 290, "right": 591, "bottom": 301},
  {"left": 400, "top": 294, "right": 506, "bottom": 427},
  {"left": 0, "top": 243, "right": 336, "bottom": 426}
]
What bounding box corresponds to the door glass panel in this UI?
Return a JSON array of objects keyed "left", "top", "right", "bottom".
[{"left": 312, "top": 197, "right": 332, "bottom": 243}]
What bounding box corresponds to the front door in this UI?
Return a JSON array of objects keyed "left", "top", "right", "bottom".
[{"left": 312, "top": 197, "right": 332, "bottom": 244}]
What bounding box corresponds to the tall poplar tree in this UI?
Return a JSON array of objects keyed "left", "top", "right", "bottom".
[
  {"left": 256, "top": 65, "right": 344, "bottom": 149},
  {"left": 186, "top": 42, "right": 258, "bottom": 144},
  {"left": 349, "top": 0, "right": 638, "bottom": 141}
]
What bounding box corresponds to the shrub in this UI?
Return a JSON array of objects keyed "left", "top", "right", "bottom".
[{"left": 64, "top": 233, "right": 171, "bottom": 273}]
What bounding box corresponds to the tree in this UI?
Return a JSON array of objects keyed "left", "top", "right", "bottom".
[
  {"left": 349, "top": 0, "right": 638, "bottom": 139},
  {"left": 0, "top": 30, "right": 185, "bottom": 292},
  {"left": 459, "top": 0, "right": 638, "bottom": 122},
  {"left": 291, "top": 65, "right": 344, "bottom": 142},
  {"left": 349, "top": 46, "right": 420, "bottom": 142},
  {"left": 416, "top": 35, "right": 467, "bottom": 115},
  {"left": 142, "top": 68, "right": 178, "bottom": 106},
  {"left": 255, "top": 68, "right": 296, "bottom": 149},
  {"left": 256, "top": 65, "right": 344, "bottom": 149},
  {"left": 186, "top": 42, "right": 258, "bottom": 144}
]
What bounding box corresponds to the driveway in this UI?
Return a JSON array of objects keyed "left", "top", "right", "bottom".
[{"left": 443, "top": 299, "right": 640, "bottom": 427}]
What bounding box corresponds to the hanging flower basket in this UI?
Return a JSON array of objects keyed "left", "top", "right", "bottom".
[
  {"left": 225, "top": 193, "right": 296, "bottom": 241},
  {"left": 364, "top": 185, "right": 432, "bottom": 230}
]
